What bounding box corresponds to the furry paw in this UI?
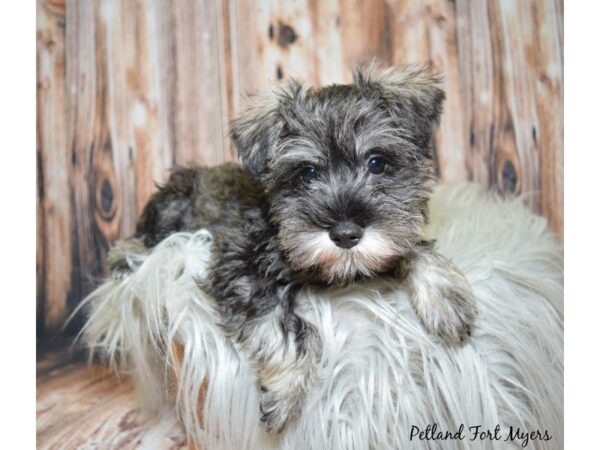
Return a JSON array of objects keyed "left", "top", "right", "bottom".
[
  {"left": 407, "top": 250, "right": 477, "bottom": 345},
  {"left": 259, "top": 386, "right": 304, "bottom": 435},
  {"left": 109, "top": 260, "right": 134, "bottom": 280},
  {"left": 107, "top": 238, "right": 148, "bottom": 280}
]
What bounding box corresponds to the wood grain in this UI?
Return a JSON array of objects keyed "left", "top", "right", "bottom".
[
  {"left": 37, "top": 339, "right": 188, "bottom": 449},
  {"left": 64, "top": 0, "right": 111, "bottom": 334},
  {"left": 37, "top": 0, "right": 71, "bottom": 332},
  {"left": 37, "top": 0, "right": 563, "bottom": 335},
  {"left": 531, "top": 0, "right": 563, "bottom": 235}
]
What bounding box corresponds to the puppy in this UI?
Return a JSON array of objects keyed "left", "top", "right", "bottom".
[{"left": 108, "top": 64, "right": 476, "bottom": 434}]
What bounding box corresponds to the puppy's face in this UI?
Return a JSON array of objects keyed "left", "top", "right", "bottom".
[{"left": 232, "top": 65, "right": 445, "bottom": 283}]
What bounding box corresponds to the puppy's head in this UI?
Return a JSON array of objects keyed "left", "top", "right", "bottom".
[{"left": 231, "top": 64, "right": 445, "bottom": 283}]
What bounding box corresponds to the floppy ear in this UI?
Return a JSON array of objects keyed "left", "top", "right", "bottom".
[
  {"left": 353, "top": 63, "right": 446, "bottom": 151},
  {"left": 230, "top": 80, "right": 303, "bottom": 177}
]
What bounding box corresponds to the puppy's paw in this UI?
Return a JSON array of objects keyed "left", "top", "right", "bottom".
[
  {"left": 109, "top": 260, "right": 134, "bottom": 280},
  {"left": 259, "top": 386, "right": 304, "bottom": 435},
  {"left": 408, "top": 251, "right": 477, "bottom": 345},
  {"left": 107, "top": 238, "right": 147, "bottom": 280}
]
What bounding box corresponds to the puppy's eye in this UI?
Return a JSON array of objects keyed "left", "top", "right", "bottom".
[
  {"left": 367, "top": 156, "right": 386, "bottom": 174},
  {"left": 300, "top": 166, "right": 317, "bottom": 183}
]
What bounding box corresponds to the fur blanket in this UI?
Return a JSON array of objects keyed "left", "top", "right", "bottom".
[{"left": 80, "top": 184, "right": 563, "bottom": 450}]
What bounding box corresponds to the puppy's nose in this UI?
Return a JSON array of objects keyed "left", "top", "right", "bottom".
[{"left": 329, "top": 221, "right": 363, "bottom": 249}]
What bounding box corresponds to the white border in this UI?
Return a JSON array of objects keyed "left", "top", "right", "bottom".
[
  {"left": 564, "top": 2, "right": 600, "bottom": 449},
  {"left": 0, "top": 0, "right": 36, "bottom": 448}
]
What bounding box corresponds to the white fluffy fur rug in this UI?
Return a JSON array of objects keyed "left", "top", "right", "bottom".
[{"left": 80, "top": 184, "right": 563, "bottom": 450}]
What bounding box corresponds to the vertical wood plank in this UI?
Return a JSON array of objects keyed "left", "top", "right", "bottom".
[
  {"left": 455, "top": 0, "right": 495, "bottom": 185},
  {"left": 64, "top": 0, "right": 107, "bottom": 331},
  {"left": 37, "top": 147, "right": 44, "bottom": 333},
  {"left": 136, "top": 0, "right": 178, "bottom": 210},
  {"left": 216, "top": 0, "right": 238, "bottom": 161},
  {"left": 531, "top": 0, "right": 563, "bottom": 235},
  {"left": 307, "top": 0, "right": 346, "bottom": 85},
  {"left": 171, "top": 1, "right": 228, "bottom": 166},
  {"left": 99, "top": 0, "right": 173, "bottom": 224},
  {"left": 387, "top": 0, "right": 468, "bottom": 182},
  {"left": 493, "top": 0, "right": 541, "bottom": 205},
  {"left": 426, "top": 0, "right": 468, "bottom": 183},
  {"left": 96, "top": 0, "right": 136, "bottom": 240},
  {"left": 37, "top": 0, "right": 71, "bottom": 333}
]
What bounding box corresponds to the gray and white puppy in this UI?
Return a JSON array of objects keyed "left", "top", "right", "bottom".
[{"left": 108, "top": 64, "right": 476, "bottom": 434}]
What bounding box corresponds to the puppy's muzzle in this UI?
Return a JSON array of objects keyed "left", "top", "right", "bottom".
[{"left": 329, "top": 221, "right": 363, "bottom": 249}]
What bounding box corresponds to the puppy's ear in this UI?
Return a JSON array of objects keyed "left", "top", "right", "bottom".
[
  {"left": 231, "top": 80, "right": 303, "bottom": 177},
  {"left": 353, "top": 63, "right": 445, "bottom": 151}
]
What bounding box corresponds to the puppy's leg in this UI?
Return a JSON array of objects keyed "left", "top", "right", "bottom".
[
  {"left": 210, "top": 229, "right": 321, "bottom": 434},
  {"left": 235, "top": 301, "right": 321, "bottom": 434},
  {"left": 404, "top": 242, "right": 476, "bottom": 344}
]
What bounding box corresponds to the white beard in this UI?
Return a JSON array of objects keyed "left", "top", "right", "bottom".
[{"left": 285, "top": 228, "right": 404, "bottom": 283}]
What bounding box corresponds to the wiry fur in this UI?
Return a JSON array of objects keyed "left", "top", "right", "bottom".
[
  {"left": 285, "top": 228, "right": 403, "bottom": 283},
  {"left": 102, "top": 64, "right": 477, "bottom": 432},
  {"left": 407, "top": 243, "right": 477, "bottom": 343},
  {"left": 80, "top": 184, "right": 563, "bottom": 449}
]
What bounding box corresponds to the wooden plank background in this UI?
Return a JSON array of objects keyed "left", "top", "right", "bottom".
[{"left": 37, "top": 0, "right": 563, "bottom": 335}]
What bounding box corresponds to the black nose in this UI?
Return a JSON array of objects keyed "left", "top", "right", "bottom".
[{"left": 329, "top": 221, "right": 364, "bottom": 249}]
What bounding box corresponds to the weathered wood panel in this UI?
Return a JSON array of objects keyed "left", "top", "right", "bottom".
[
  {"left": 37, "top": 0, "right": 71, "bottom": 332},
  {"left": 37, "top": 0, "right": 563, "bottom": 335}
]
